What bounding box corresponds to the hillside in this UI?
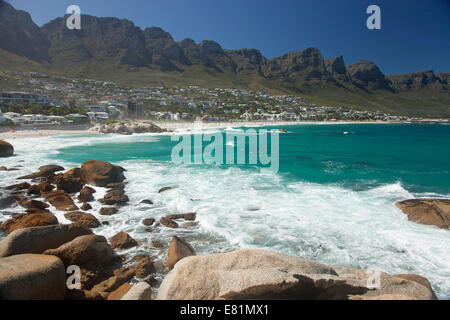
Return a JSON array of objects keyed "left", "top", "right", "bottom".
[{"left": 0, "top": 1, "right": 448, "bottom": 117}]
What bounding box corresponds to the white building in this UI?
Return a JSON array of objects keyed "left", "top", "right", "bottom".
[{"left": 3, "top": 112, "right": 26, "bottom": 124}]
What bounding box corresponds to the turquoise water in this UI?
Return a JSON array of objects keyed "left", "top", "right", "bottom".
[{"left": 54, "top": 124, "right": 450, "bottom": 195}]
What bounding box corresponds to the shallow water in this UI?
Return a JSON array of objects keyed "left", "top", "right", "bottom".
[{"left": 1, "top": 123, "right": 449, "bottom": 298}]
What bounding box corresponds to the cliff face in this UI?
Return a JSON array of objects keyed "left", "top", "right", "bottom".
[
  {"left": 347, "top": 60, "right": 392, "bottom": 91},
  {"left": 0, "top": 1, "right": 50, "bottom": 62}
]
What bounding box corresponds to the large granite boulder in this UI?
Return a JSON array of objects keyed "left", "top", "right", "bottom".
[
  {"left": 53, "top": 168, "right": 84, "bottom": 193},
  {"left": 0, "top": 224, "right": 92, "bottom": 257},
  {"left": 0, "top": 140, "right": 14, "bottom": 157},
  {"left": 396, "top": 199, "right": 449, "bottom": 229},
  {"left": 44, "top": 234, "right": 115, "bottom": 267},
  {"left": 0, "top": 254, "right": 66, "bottom": 300},
  {"left": 80, "top": 160, "right": 126, "bottom": 187},
  {"left": 156, "top": 249, "right": 436, "bottom": 300}
]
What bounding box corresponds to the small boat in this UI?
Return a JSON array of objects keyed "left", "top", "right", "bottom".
[{"left": 279, "top": 129, "right": 288, "bottom": 133}]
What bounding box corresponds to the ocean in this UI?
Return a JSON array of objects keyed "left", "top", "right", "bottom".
[{"left": 1, "top": 123, "right": 449, "bottom": 298}]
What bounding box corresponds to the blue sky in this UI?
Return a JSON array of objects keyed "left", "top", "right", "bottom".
[{"left": 8, "top": 0, "right": 450, "bottom": 75}]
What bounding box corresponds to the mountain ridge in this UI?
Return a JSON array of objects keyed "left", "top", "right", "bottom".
[{"left": 0, "top": 1, "right": 448, "bottom": 117}]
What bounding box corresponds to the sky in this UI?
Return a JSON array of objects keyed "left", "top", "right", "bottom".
[{"left": 8, "top": 0, "right": 450, "bottom": 75}]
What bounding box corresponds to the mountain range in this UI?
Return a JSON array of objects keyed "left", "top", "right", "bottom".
[{"left": 0, "top": 1, "right": 448, "bottom": 117}]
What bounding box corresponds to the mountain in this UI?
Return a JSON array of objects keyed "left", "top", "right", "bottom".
[
  {"left": 0, "top": 1, "right": 50, "bottom": 62},
  {"left": 0, "top": 1, "right": 448, "bottom": 117}
]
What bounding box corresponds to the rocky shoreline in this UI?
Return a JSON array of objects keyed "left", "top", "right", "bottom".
[{"left": 0, "top": 140, "right": 445, "bottom": 300}]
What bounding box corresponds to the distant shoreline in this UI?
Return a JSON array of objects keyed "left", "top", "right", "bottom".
[{"left": 0, "top": 119, "right": 448, "bottom": 139}]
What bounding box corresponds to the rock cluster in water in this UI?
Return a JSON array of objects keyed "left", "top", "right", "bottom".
[{"left": 90, "top": 121, "right": 167, "bottom": 135}]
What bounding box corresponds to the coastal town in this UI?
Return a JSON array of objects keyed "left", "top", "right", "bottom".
[{"left": 1, "top": 70, "right": 443, "bottom": 129}]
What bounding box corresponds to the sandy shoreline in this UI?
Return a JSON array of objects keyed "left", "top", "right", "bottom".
[{"left": 0, "top": 120, "right": 408, "bottom": 139}]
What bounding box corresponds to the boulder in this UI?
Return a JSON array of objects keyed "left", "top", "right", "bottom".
[
  {"left": 106, "top": 182, "right": 127, "bottom": 189},
  {"left": 152, "top": 240, "right": 166, "bottom": 248},
  {"left": 17, "top": 199, "right": 49, "bottom": 210},
  {"left": 160, "top": 217, "right": 178, "bottom": 228},
  {"left": 157, "top": 249, "right": 436, "bottom": 300},
  {"left": 5, "top": 182, "right": 30, "bottom": 190},
  {"left": 140, "top": 199, "right": 153, "bottom": 205},
  {"left": 396, "top": 199, "right": 449, "bottom": 229},
  {"left": 0, "top": 196, "right": 18, "bottom": 209},
  {"left": 0, "top": 140, "right": 14, "bottom": 157},
  {"left": 121, "top": 282, "right": 152, "bottom": 300},
  {"left": 99, "top": 189, "right": 129, "bottom": 206},
  {"left": 184, "top": 212, "right": 197, "bottom": 221},
  {"left": 44, "top": 234, "right": 115, "bottom": 267},
  {"left": 80, "top": 160, "right": 126, "bottom": 187},
  {"left": 100, "top": 207, "right": 119, "bottom": 216},
  {"left": 25, "top": 208, "right": 51, "bottom": 214},
  {"left": 18, "top": 165, "right": 64, "bottom": 180},
  {"left": 43, "top": 190, "right": 79, "bottom": 211},
  {"left": 54, "top": 168, "right": 84, "bottom": 193},
  {"left": 78, "top": 186, "right": 96, "bottom": 202},
  {"left": 109, "top": 232, "right": 137, "bottom": 250},
  {"left": 0, "top": 254, "right": 65, "bottom": 299},
  {"left": 166, "top": 236, "right": 195, "bottom": 268},
  {"left": 132, "top": 255, "right": 155, "bottom": 278},
  {"left": 0, "top": 213, "right": 58, "bottom": 234},
  {"left": 107, "top": 283, "right": 132, "bottom": 300},
  {"left": 142, "top": 218, "right": 155, "bottom": 226},
  {"left": 0, "top": 224, "right": 92, "bottom": 257},
  {"left": 64, "top": 211, "right": 101, "bottom": 228},
  {"left": 80, "top": 202, "right": 92, "bottom": 211},
  {"left": 158, "top": 186, "right": 173, "bottom": 193}
]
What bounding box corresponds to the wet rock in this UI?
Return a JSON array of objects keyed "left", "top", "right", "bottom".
[
  {"left": 44, "top": 234, "right": 115, "bottom": 267},
  {"left": 0, "top": 140, "right": 14, "bottom": 157},
  {"left": 152, "top": 240, "right": 166, "bottom": 248},
  {"left": 110, "top": 232, "right": 137, "bottom": 250},
  {"left": 160, "top": 217, "right": 178, "bottom": 228},
  {"left": 80, "top": 160, "right": 126, "bottom": 187},
  {"left": 17, "top": 199, "right": 49, "bottom": 210},
  {"left": 0, "top": 166, "right": 7, "bottom": 171},
  {"left": 166, "top": 236, "right": 195, "bottom": 268},
  {"left": 100, "top": 189, "right": 129, "bottom": 206},
  {"left": 0, "top": 196, "right": 18, "bottom": 209},
  {"left": 80, "top": 202, "right": 93, "bottom": 211},
  {"left": 142, "top": 218, "right": 155, "bottom": 226},
  {"left": 183, "top": 222, "right": 198, "bottom": 228},
  {"left": 18, "top": 165, "right": 64, "bottom": 180},
  {"left": 106, "top": 182, "right": 127, "bottom": 189},
  {"left": 396, "top": 199, "right": 449, "bottom": 229},
  {"left": 132, "top": 255, "right": 155, "bottom": 278},
  {"left": 157, "top": 249, "right": 436, "bottom": 300},
  {"left": 27, "top": 184, "right": 41, "bottom": 195},
  {"left": 140, "top": 199, "right": 154, "bottom": 205},
  {"left": 184, "top": 212, "right": 197, "bottom": 221},
  {"left": 5, "top": 182, "right": 30, "bottom": 191},
  {"left": 0, "top": 213, "right": 59, "bottom": 234},
  {"left": 53, "top": 168, "right": 84, "bottom": 193},
  {"left": 25, "top": 208, "right": 51, "bottom": 214},
  {"left": 78, "top": 186, "right": 96, "bottom": 202},
  {"left": 158, "top": 186, "right": 173, "bottom": 193},
  {"left": 64, "top": 211, "right": 101, "bottom": 228},
  {"left": 121, "top": 282, "right": 152, "bottom": 300},
  {"left": 0, "top": 254, "right": 65, "bottom": 299},
  {"left": 43, "top": 190, "right": 79, "bottom": 211},
  {"left": 100, "top": 207, "right": 119, "bottom": 216},
  {"left": 0, "top": 224, "right": 92, "bottom": 257}
]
